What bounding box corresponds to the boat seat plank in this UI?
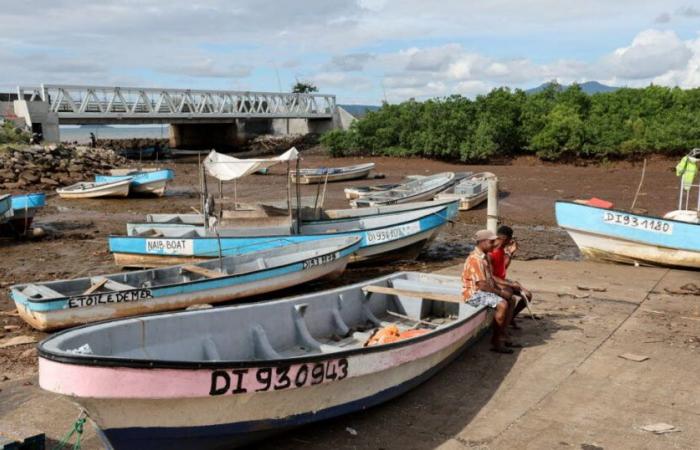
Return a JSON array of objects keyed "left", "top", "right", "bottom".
[
  {"left": 363, "top": 285, "right": 463, "bottom": 304},
  {"left": 103, "top": 279, "right": 138, "bottom": 291},
  {"left": 180, "top": 265, "right": 226, "bottom": 279},
  {"left": 24, "top": 284, "right": 64, "bottom": 300},
  {"left": 83, "top": 278, "right": 108, "bottom": 295}
]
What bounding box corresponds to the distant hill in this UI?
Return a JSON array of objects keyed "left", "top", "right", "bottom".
[
  {"left": 526, "top": 81, "right": 620, "bottom": 95},
  {"left": 338, "top": 104, "right": 381, "bottom": 118}
]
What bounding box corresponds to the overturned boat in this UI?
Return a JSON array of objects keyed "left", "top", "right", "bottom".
[
  {"left": 11, "top": 236, "right": 360, "bottom": 330},
  {"left": 96, "top": 168, "right": 174, "bottom": 197},
  {"left": 110, "top": 202, "right": 458, "bottom": 267},
  {"left": 38, "top": 271, "right": 492, "bottom": 449}
]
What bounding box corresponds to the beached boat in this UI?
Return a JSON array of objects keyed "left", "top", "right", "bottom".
[
  {"left": 37, "top": 271, "right": 492, "bottom": 449},
  {"left": 95, "top": 169, "right": 174, "bottom": 196},
  {"left": 0, "top": 194, "right": 13, "bottom": 224},
  {"left": 291, "top": 163, "right": 375, "bottom": 184},
  {"left": 4, "top": 193, "right": 46, "bottom": 233},
  {"left": 110, "top": 202, "right": 457, "bottom": 267},
  {"left": 555, "top": 200, "right": 700, "bottom": 268},
  {"left": 56, "top": 179, "right": 132, "bottom": 199},
  {"left": 11, "top": 236, "right": 360, "bottom": 330},
  {"left": 344, "top": 183, "right": 402, "bottom": 200},
  {"left": 351, "top": 172, "right": 455, "bottom": 208},
  {"left": 435, "top": 172, "right": 495, "bottom": 211},
  {"left": 117, "top": 146, "right": 170, "bottom": 160}
]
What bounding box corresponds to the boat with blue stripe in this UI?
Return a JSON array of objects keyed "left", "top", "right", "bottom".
[
  {"left": 11, "top": 236, "right": 360, "bottom": 330},
  {"left": 96, "top": 168, "right": 174, "bottom": 196},
  {"left": 555, "top": 200, "right": 699, "bottom": 269},
  {"left": 1, "top": 193, "right": 46, "bottom": 234},
  {"left": 110, "top": 203, "right": 456, "bottom": 268}
]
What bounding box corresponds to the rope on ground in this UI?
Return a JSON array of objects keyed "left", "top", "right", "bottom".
[{"left": 52, "top": 410, "right": 88, "bottom": 450}]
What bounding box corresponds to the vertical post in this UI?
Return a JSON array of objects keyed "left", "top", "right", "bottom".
[
  {"left": 295, "top": 158, "right": 302, "bottom": 234},
  {"left": 486, "top": 177, "right": 499, "bottom": 232},
  {"left": 286, "top": 160, "right": 292, "bottom": 227}
]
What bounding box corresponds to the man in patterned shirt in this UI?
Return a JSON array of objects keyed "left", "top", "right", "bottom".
[{"left": 462, "top": 229, "right": 516, "bottom": 353}]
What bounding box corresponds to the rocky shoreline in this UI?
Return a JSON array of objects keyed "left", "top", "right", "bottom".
[{"left": 0, "top": 145, "right": 127, "bottom": 190}]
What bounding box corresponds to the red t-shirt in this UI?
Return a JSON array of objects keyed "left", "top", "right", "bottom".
[{"left": 489, "top": 247, "right": 507, "bottom": 279}]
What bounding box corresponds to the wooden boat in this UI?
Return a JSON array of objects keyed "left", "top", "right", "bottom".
[
  {"left": 0, "top": 194, "right": 12, "bottom": 224},
  {"left": 351, "top": 172, "right": 455, "bottom": 208},
  {"left": 110, "top": 202, "right": 458, "bottom": 267},
  {"left": 11, "top": 236, "right": 360, "bottom": 330},
  {"left": 3, "top": 193, "right": 46, "bottom": 234},
  {"left": 291, "top": 163, "right": 375, "bottom": 184},
  {"left": 95, "top": 169, "right": 174, "bottom": 196},
  {"left": 555, "top": 200, "right": 700, "bottom": 268},
  {"left": 56, "top": 179, "right": 132, "bottom": 199},
  {"left": 435, "top": 172, "right": 495, "bottom": 211},
  {"left": 136, "top": 198, "right": 460, "bottom": 228},
  {"left": 37, "top": 271, "right": 492, "bottom": 449}
]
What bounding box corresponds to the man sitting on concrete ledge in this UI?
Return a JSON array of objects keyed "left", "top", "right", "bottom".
[
  {"left": 462, "top": 229, "right": 518, "bottom": 354},
  {"left": 489, "top": 225, "right": 534, "bottom": 329}
]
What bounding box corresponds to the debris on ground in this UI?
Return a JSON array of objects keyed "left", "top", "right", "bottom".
[
  {"left": 345, "top": 427, "right": 358, "bottom": 436},
  {"left": 640, "top": 423, "right": 680, "bottom": 434},
  {"left": 577, "top": 285, "right": 607, "bottom": 292},
  {"left": 618, "top": 353, "right": 649, "bottom": 362},
  {"left": 0, "top": 335, "right": 38, "bottom": 349}
]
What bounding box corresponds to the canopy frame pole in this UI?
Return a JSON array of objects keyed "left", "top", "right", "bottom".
[
  {"left": 286, "top": 160, "right": 292, "bottom": 230},
  {"left": 218, "top": 179, "right": 223, "bottom": 219},
  {"left": 295, "top": 158, "right": 302, "bottom": 234}
]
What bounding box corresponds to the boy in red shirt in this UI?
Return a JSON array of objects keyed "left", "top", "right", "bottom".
[{"left": 488, "top": 225, "right": 533, "bottom": 328}]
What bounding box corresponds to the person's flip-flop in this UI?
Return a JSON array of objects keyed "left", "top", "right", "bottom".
[{"left": 490, "top": 347, "right": 514, "bottom": 354}]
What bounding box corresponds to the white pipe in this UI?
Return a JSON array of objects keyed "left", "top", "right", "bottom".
[{"left": 487, "top": 177, "right": 499, "bottom": 232}]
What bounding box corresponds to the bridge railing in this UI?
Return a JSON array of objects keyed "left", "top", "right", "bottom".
[{"left": 16, "top": 85, "right": 336, "bottom": 119}]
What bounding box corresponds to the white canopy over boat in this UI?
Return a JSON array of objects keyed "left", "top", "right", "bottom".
[{"left": 204, "top": 147, "right": 299, "bottom": 181}]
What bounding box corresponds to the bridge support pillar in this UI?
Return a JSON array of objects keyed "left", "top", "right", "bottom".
[
  {"left": 169, "top": 122, "right": 239, "bottom": 149},
  {"left": 12, "top": 100, "right": 60, "bottom": 143},
  {"left": 271, "top": 118, "right": 334, "bottom": 135}
]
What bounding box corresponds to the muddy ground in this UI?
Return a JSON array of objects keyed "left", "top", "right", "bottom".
[{"left": 0, "top": 149, "right": 681, "bottom": 381}]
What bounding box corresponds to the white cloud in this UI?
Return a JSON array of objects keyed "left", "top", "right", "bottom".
[{"left": 602, "top": 29, "right": 692, "bottom": 79}]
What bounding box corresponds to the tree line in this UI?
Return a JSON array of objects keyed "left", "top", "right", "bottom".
[{"left": 321, "top": 83, "right": 700, "bottom": 161}]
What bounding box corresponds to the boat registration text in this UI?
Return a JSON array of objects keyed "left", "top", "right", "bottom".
[
  {"left": 365, "top": 222, "right": 421, "bottom": 244},
  {"left": 602, "top": 212, "right": 673, "bottom": 235},
  {"left": 146, "top": 239, "right": 194, "bottom": 255},
  {"left": 209, "top": 358, "right": 349, "bottom": 396},
  {"left": 303, "top": 252, "right": 340, "bottom": 270}
]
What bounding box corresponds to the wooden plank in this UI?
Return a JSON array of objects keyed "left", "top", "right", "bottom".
[
  {"left": 181, "top": 264, "right": 226, "bottom": 279},
  {"left": 363, "top": 285, "right": 463, "bottom": 303},
  {"left": 83, "top": 278, "right": 108, "bottom": 295}
]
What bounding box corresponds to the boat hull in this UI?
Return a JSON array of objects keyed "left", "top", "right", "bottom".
[
  {"left": 556, "top": 201, "right": 700, "bottom": 269},
  {"left": 96, "top": 170, "right": 173, "bottom": 197},
  {"left": 350, "top": 173, "right": 455, "bottom": 208},
  {"left": 57, "top": 180, "right": 131, "bottom": 199},
  {"left": 39, "top": 309, "right": 491, "bottom": 450},
  {"left": 435, "top": 190, "right": 488, "bottom": 211},
  {"left": 292, "top": 168, "right": 373, "bottom": 184},
  {"left": 111, "top": 206, "right": 451, "bottom": 267},
  {"left": 14, "top": 255, "right": 350, "bottom": 331}
]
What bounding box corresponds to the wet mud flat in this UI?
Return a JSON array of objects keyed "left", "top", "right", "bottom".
[{"left": 0, "top": 151, "right": 680, "bottom": 381}]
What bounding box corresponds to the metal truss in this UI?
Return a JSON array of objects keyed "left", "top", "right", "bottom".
[{"left": 16, "top": 85, "right": 336, "bottom": 120}]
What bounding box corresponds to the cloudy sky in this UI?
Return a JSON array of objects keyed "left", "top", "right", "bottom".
[{"left": 1, "top": 1, "right": 700, "bottom": 104}]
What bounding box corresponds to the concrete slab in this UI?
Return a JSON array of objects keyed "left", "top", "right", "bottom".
[{"left": 0, "top": 260, "right": 697, "bottom": 450}]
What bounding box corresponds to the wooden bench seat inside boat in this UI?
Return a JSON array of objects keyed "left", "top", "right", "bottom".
[
  {"left": 180, "top": 265, "right": 226, "bottom": 279},
  {"left": 23, "top": 284, "right": 64, "bottom": 300}
]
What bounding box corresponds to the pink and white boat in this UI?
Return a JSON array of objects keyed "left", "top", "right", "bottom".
[{"left": 38, "top": 272, "right": 492, "bottom": 449}]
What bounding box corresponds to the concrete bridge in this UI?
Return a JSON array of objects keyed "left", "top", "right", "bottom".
[{"left": 5, "top": 84, "right": 347, "bottom": 147}]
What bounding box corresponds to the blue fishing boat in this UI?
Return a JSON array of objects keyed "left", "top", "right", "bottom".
[
  {"left": 11, "top": 236, "right": 360, "bottom": 330},
  {"left": 555, "top": 200, "right": 699, "bottom": 269},
  {"left": 1, "top": 193, "right": 46, "bottom": 234},
  {"left": 96, "top": 169, "right": 174, "bottom": 197},
  {"left": 109, "top": 203, "right": 457, "bottom": 267},
  {"left": 0, "top": 194, "right": 13, "bottom": 224}
]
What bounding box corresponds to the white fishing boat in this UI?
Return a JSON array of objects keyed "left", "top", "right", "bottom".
[
  {"left": 344, "top": 183, "right": 401, "bottom": 200},
  {"left": 56, "top": 178, "right": 132, "bottom": 199},
  {"left": 351, "top": 172, "right": 455, "bottom": 207},
  {"left": 95, "top": 169, "right": 174, "bottom": 196},
  {"left": 291, "top": 163, "right": 375, "bottom": 184},
  {"left": 38, "top": 271, "right": 492, "bottom": 449},
  {"left": 435, "top": 172, "right": 495, "bottom": 211},
  {"left": 11, "top": 236, "right": 360, "bottom": 330}
]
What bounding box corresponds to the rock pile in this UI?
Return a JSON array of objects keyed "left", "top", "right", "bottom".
[
  {"left": 246, "top": 133, "right": 319, "bottom": 154},
  {"left": 0, "top": 144, "right": 128, "bottom": 190}
]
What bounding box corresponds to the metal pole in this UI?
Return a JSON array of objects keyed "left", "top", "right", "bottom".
[
  {"left": 486, "top": 177, "right": 498, "bottom": 232},
  {"left": 286, "top": 160, "right": 292, "bottom": 227},
  {"left": 295, "top": 158, "right": 301, "bottom": 234}
]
